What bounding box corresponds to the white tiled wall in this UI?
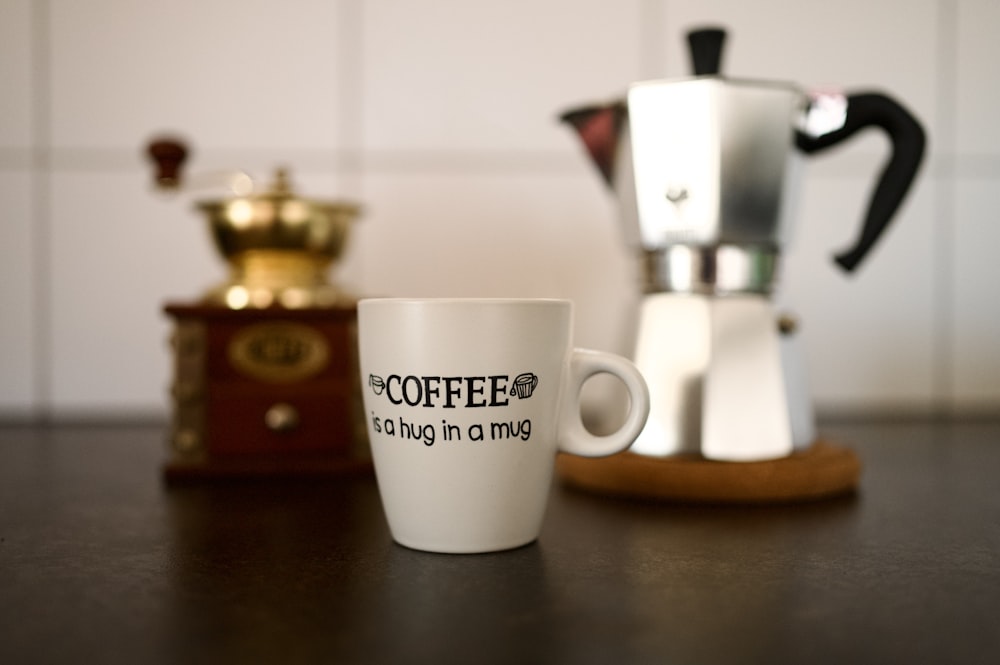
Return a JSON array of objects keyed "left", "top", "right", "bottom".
[{"left": 1, "top": 0, "right": 997, "bottom": 419}]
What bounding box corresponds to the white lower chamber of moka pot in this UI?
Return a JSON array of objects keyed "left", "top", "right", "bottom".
[{"left": 557, "top": 295, "right": 861, "bottom": 504}]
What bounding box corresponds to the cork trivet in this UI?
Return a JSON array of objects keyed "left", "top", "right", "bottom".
[{"left": 556, "top": 439, "right": 861, "bottom": 504}]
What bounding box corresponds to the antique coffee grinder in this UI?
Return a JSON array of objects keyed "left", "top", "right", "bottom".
[
  {"left": 557, "top": 28, "right": 924, "bottom": 500},
  {"left": 147, "top": 138, "right": 370, "bottom": 481}
]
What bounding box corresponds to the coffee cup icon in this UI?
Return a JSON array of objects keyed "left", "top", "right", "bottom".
[
  {"left": 511, "top": 372, "right": 538, "bottom": 399},
  {"left": 369, "top": 374, "right": 385, "bottom": 395}
]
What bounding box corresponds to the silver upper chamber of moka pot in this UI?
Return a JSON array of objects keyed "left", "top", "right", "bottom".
[{"left": 562, "top": 27, "right": 925, "bottom": 461}]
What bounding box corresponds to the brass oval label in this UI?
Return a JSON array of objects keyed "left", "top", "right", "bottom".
[{"left": 227, "top": 322, "right": 329, "bottom": 383}]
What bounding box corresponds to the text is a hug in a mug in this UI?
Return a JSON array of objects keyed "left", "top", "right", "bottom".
[{"left": 367, "top": 372, "right": 539, "bottom": 445}]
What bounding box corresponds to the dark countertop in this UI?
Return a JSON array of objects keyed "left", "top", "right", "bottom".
[{"left": 2, "top": 420, "right": 999, "bottom": 664}]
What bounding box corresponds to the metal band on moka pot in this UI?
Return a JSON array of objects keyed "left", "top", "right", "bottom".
[{"left": 641, "top": 245, "right": 779, "bottom": 296}]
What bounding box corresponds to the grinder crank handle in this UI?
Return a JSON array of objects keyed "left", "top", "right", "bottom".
[{"left": 795, "top": 92, "right": 926, "bottom": 272}]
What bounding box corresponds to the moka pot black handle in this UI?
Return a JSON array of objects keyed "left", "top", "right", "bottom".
[{"left": 795, "top": 92, "right": 926, "bottom": 272}]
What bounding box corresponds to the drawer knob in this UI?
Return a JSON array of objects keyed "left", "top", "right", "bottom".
[{"left": 265, "top": 403, "right": 300, "bottom": 432}]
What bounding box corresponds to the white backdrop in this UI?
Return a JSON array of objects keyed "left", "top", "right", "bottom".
[{"left": 1, "top": 0, "right": 997, "bottom": 420}]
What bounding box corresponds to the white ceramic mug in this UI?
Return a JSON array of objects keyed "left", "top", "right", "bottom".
[{"left": 358, "top": 298, "right": 650, "bottom": 553}]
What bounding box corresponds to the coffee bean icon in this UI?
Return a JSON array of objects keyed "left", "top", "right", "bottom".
[
  {"left": 369, "top": 374, "right": 385, "bottom": 395},
  {"left": 511, "top": 372, "right": 538, "bottom": 399}
]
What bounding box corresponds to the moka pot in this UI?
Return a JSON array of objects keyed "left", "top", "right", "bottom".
[{"left": 561, "top": 28, "right": 925, "bottom": 461}]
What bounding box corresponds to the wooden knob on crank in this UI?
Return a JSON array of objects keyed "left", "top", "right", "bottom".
[{"left": 146, "top": 137, "right": 189, "bottom": 189}]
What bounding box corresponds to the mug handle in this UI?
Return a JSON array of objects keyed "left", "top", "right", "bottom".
[{"left": 557, "top": 348, "right": 650, "bottom": 457}]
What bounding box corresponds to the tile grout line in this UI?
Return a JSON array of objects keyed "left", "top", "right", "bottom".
[
  {"left": 338, "top": 0, "right": 367, "bottom": 287},
  {"left": 5, "top": 146, "right": 998, "bottom": 176},
  {"left": 339, "top": 0, "right": 365, "bottom": 179},
  {"left": 640, "top": 0, "right": 666, "bottom": 79},
  {"left": 933, "top": 0, "right": 958, "bottom": 415},
  {"left": 30, "top": 0, "right": 52, "bottom": 421}
]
